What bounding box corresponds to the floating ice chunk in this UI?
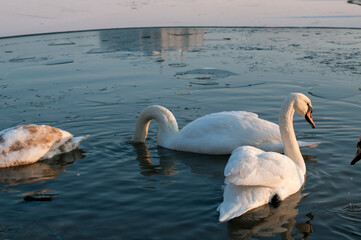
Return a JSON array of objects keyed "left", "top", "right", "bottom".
[
  {"left": 176, "top": 68, "right": 238, "bottom": 79},
  {"left": 46, "top": 59, "right": 74, "bottom": 65},
  {"left": 309, "top": 86, "right": 360, "bottom": 100},
  {"left": 48, "top": 40, "right": 75, "bottom": 46}
]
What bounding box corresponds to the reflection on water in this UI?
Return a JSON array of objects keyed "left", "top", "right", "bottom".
[
  {"left": 228, "top": 191, "right": 314, "bottom": 240},
  {"left": 133, "top": 142, "right": 179, "bottom": 176},
  {"left": 133, "top": 142, "right": 227, "bottom": 178},
  {"left": 99, "top": 28, "right": 204, "bottom": 58},
  {"left": 0, "top": 149, "right": 84, "bottom": 186}
]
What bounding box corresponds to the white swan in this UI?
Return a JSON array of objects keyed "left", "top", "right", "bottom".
[
  {"left": 132, "top": 105, "right": 319, "bottom": 155},
  {"left": 351, "top": 135, "right": 361, "bottom": 165},
  {"left": 0, "top": 124, "right": 87, "bottom": 168},
  {"left": 218, "top": 93, "right": 316, "bottom": 222}
]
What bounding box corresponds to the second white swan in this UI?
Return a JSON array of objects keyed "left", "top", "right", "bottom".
[
  {"left": 132, "top": 102, "right": 318, "bottom": 155},
  {"left": 218, "top": 93, "right": 316, "bottom": 222}
]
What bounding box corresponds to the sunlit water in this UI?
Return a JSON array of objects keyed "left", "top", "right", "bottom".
[{"left": 0, "top": 28, "right": 361, "bottom": 239}]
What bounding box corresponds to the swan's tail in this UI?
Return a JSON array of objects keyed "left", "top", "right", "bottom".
[
  {"left": 298, "top": 140, "right": 321, "bottom": 149},
  {"left": 218, "top": 184, "right": 271, "bottom": 222},
  {"left": 71, "top": 135, "right": 90, "bottom": 149}
]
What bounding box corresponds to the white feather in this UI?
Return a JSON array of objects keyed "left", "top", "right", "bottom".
[
  {"left": 132, "top": 106, "right": 319, "bottom": 154},
  {"left": 218, "top": 93, "right": 315, "bottom": 222},
  {"left": 0, "top": 125, "right": 87, "bottom": 168}
]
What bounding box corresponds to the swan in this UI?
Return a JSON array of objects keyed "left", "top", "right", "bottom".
[
  {"left": 218, "top": 93, "right": 316, "bottom": 222},
  {"left": 351, "top": 135, "right": 361, "bottom": 165},
  {"left": 131, "top": 104, "right": 319, "bottom": 155},
  {"left": 0, "top": 124, "right": 87, "bottom": 168}
]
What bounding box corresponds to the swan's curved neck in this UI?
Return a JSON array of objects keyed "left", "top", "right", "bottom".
[
  {"left": 279, "top": 98, "right": 306, "bottom": 175},
  {"left": 132, "top": 105, "right": 179, "bottom": 146}
]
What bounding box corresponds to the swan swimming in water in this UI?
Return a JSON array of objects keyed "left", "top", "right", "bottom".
[
  {"left": 218, "top": 93, "right": 316, "bottom": 222},
  {"left": 0, "top": 124, "right": 87, "bottom": 168},
  {"left": 351, "top": 135, "right": 361, "bottom": 165},
  {"left": 132, "top": 104, "right": 319, "bottom": 155}
]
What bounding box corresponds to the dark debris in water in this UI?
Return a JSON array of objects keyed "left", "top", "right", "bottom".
[{"left": 24, "top": 194, "right": 54, "bottom": 202}]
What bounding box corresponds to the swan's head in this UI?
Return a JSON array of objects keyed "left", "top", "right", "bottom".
[
  {"left": 351, "top": 135, "right": 361, "bottom": 165},
  {"left": 291, "top": 93, "right": 315, "bottom": 129}
]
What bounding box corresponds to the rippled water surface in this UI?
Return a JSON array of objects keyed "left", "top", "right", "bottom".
[{"left": 0, "top": 28, "right": 361, "bottom": 239}]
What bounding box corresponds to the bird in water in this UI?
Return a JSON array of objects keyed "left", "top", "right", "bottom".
[
  {"left": 351, "top": 135, "right": 361, "bottom": 165},
  {"left": 0, "top": 124, "right": 87, "bottom": 168},
  {"left": 132, "top": 104, "right": 319, "bottom": 155},
  {"left": 218, "top": 93, "right": 316, "bottom": 222}
]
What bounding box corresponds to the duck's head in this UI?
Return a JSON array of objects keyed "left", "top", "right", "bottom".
[
  {"left": 351, "top": 135, "right": 361, "bottom": 165},
  {"left": 292, "top": 93, "right": 315, "bottom": 129}
]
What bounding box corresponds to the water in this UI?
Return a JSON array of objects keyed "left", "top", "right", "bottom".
[{"left": 0, "top": 27, "right": 360, "bottom": 239}]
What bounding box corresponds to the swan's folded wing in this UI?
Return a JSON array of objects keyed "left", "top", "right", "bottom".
[
  {"left": 224, "top": 146, "right": 299, "bottom": 188},
  {"left": 175, "top": 111, "right": 281, "bottom": 154}
]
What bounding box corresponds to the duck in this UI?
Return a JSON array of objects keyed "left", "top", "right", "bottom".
[
  {"left": 351, "top": 135, "right": 361, "bottom": 165},
  {"left": 0, "top": 124, "right": 87, "bottom": 168},
  {"left": 131, "top": 104, "right": 319, "bottom": 155},
  {"left": 218, "top": 93, "right": 316, "bottom": 222}
]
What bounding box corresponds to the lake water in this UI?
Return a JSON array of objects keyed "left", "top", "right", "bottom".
[{"left": 0, "top": 27, "right": 361, "bottom": 239}]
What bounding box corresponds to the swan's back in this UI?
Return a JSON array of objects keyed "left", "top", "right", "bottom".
[
  {"left": 0, "top": 125, "right": 73, "bottom": 168},
  {"left": 224, "top": 146, "right": 302, "bottom": 188},
  {"left": 170, "top": 111, "right": 281, "bottom": 154}
]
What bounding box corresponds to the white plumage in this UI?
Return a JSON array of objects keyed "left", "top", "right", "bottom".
[
  {"left": 132, "top": 105, "right": 319, "bottom": 155},
  {"left": 218, "top": 146, "right": 304, "bottom": 222},
  {"left": 0, "top": 124, "right": 87, "bottom": 168},
  {"left": 218, "top": 93, "right": 316, "bottom": 222}
]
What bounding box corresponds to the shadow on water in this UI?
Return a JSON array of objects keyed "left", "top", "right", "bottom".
[
  {"left": 132, "top": 142, "right": 228, "bottom": 178},
  {"left": 227, "top": 191, "right": 314, "bottom": 240},
  {"left": 0, "top": 149, "right": 85, "bottom": 186}
]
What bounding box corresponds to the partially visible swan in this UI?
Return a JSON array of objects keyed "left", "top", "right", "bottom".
[
  {"left": 0, "top": 124, "right": 87, "bottom": 168},
  {"left": 218, "top": 93, "right": 316, "bottom": 222},
  {"left": 351, "top": 135, "right": 361, "bottom": 165},
  {"left": 131, "top": 105, "right": 319, "bottom": 155}
]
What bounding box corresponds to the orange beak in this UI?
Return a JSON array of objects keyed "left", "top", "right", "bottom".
[{"left": 305, "top": 107, "right": 315, "bottom": 129}]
